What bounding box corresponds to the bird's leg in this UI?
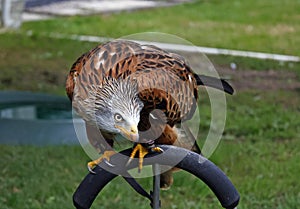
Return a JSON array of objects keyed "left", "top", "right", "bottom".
[
  {"left": 87, "top": 150, "right": 116, "bottom": 174},
  {"left": 127, "top": 143, "right": 163, "bottom": 172}
]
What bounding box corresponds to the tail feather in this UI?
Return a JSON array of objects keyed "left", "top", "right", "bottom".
[{"left": 195, "top": 74, "right": 234, "bottom": 95}]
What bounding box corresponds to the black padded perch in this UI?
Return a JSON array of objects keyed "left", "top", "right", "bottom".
[{"left": 73, "top": 145, "right": 240, "bottom": 209}]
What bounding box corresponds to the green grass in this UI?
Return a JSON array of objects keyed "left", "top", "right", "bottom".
[
  {"left": 0, "top": 146, "right": 91, "bottom": 209},
  {"left": 1, "top": 140, "right": 299, "bottom": 209},
  {"left": 21, "top": 0, "right": 300, "bottom": 56},
  {"left": 0, "top": 33, "right": 299, "bottom": 94},
  {"left": 197, "top": 90, "right": 300, "bottom": 141},
  {"left": 0, "top": 33, "right": 96, "bottom": 94},
  {"left": 1, "top": 90, "right": 299, "bottom": 209},
  {"left": 1, "top": 0, "right": 300, "bottom": 93},
  {"left": 1, "top": 0, "right": 300, "bottom": 208}
]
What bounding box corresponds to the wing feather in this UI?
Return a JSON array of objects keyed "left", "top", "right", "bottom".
[
  {"left": 66, "top": 40, "right": 199, "bottom": 127},
  {"left": 66, "top": 40, "right": 233, "bottom": 152}
]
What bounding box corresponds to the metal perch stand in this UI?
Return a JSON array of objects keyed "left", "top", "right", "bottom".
[
  {"left": 151, "top": 164, "right": 161, "bottom": 209},
  {"left": 73, "top": 145, "right": 240, "bottom": 209}
]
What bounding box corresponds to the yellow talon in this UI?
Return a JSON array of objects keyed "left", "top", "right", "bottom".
[
  {"left": 127, "top": 144, "right": 163, "bottom": 172},
  {"left": 151, "top": 147, "right": 163, "bottom": 153},
  {"left": 127, "top": 144, "right": 149, "bottom": 172},
  {"left": 87, "top": 150, "right": 116, "bottom": 174}
]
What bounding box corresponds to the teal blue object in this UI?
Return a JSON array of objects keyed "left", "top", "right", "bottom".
[{"left": 0, "top": 91, "right": 80, "bottom": 145}]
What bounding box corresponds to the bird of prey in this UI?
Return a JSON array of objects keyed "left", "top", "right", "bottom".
[{"left": 66, "top": 40, "right": 233, "bottom": 189}]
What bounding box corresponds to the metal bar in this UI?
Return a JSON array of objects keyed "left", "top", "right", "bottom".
[
  {"left": 73, "top": 145, "right": 239, "bottom": 209},
  {"left": 152, "top": 164, "right": 161, "bottom": 209},
  {"left": 2, "top": 0, "right": 12, "bottom": 27}
]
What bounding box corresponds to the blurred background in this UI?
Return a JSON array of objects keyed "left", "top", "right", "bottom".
[{"left": 0, "top": 0, "right": 299, "bottom": 208}]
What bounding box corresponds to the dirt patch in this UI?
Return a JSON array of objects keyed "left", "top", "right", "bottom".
[
  {"left": 216, "top": 66, "right": 300, "bottom": 92},
  {"left": 172, "top": 51, "right": 300, "bottom": 92},
  {"left": 269, "top": 24, "right": 295, "bottom": 36}
]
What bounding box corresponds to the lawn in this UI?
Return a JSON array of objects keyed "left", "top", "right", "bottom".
[
  {"left": 1, "top": 90, "right": 299, "bottom": 209},
  {"left": 21, "top": 0, "right": 300, "bottom": 56},
  {"left": 0, "top": 33, "right": 96, "bottom": 94},
  {"left": 1, "top": 0, "right": 300, "bottom": 208},
  {"left": 0, "top": 33, "right": 299, "bottom": 95}
]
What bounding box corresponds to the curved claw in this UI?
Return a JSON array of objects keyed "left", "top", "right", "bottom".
[
  {"left": 103, "top": 158, "right": 116, "bottom": 167},
  {"left": 151, "top": 147, "right": 164, "bottom": 153},
  {"left": 87, "top": 163, "right": 97, "bottom": 174},
  {"left": 126, "top": 157, "right": 133, "bottom": 167},
  {"left": 86, "top": 150, "right": 116, "bottom": 173},
  {"left": 126, "top": 145, "right": 164, "bottom": 170}
]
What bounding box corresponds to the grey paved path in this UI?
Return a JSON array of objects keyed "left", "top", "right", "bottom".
[
  {"left": 22, "top": 0, "right": 191, "bottom": 21},
  {"left": 25, "top": 0, "right": 70, "bottom": 8}
]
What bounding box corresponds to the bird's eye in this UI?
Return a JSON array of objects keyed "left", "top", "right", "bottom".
[{"left": 114, "top": 113, "right": 124, "bottom": 122}]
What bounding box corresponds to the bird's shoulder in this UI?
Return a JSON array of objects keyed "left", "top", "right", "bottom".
[{"left": 66, "top": 40, "right": 199, "bottom": 107}]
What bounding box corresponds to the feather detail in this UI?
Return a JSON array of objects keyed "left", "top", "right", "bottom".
[{"left": 66, "top": 40, "right": 234, "bottom": 153}]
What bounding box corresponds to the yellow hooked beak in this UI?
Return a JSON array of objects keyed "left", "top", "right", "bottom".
[{"left": 115, "top": 124, "right": 139, "bottom": 142}]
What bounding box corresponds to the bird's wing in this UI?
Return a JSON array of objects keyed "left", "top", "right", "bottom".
[
  {"left": 125, "top": 44, "right": 199, "bottom": 126},
  {"left": 195, "top": 74, "right": 234, "bottom": 95},
  {"left": 66, "top": 40, "right": 200, "bottom": 125},
  {"left": 66, "top": 40, "right": 142, "bottom": 101},
  {"left": 66, "top": 40, "right": 233, "bottom": 151}
]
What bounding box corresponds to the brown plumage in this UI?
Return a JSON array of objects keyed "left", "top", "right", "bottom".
[{"left": 66, "top": 40, "right": 233, "bottom": 189}]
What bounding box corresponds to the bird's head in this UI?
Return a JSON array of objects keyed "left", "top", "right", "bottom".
[{"left": 85, "top": 77, "right": 144, "bottom": 142}]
